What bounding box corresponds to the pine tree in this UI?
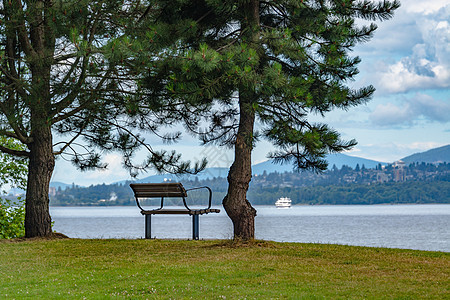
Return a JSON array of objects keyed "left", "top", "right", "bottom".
[
  {"left": 0, "top": 1, "right": 204, "bottom": 238},
  {"left": 142, "top": 0, "right": 400, "bottom": 240}
]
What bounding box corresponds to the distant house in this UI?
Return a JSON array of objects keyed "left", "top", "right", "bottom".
[
  {"left": 393, "top": 160, "right": 406, "bottom": 182},
  {"left": 49, "top": 187, "right": 56, "bottom": 196},
  {"left": 376, "top": 172, "right": 389, "bottom": 183}
]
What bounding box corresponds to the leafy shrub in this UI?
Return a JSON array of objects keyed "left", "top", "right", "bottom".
[
  {"left": 0, "top": 137, "right": 28, "bottom": 239},
  {"left": 0, "top": 197, "right": 25, "bottom": 239}
]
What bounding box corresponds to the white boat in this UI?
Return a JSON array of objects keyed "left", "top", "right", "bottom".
[{"left": 275, "top": 197, "right": 291, "bottom": 208}]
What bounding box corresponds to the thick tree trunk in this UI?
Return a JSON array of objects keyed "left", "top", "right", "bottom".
[
  {"left": 23, "top": 0, "right": 56, "bottom": 238},
  {"left": 222, "top": 0, "right": 260, "bottom": 241},
  {"left": 223, "top": 93, "right": 257, "bottom": 240},
  {"left": 24, "top": 2, "right": 55, "bottom": 237},
  {"left": 25, "top": 126, "right": 54, "bottom": 237}
]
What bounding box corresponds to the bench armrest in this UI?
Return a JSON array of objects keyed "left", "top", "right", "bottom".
[
  {"left": 135, "top": 197, "right": 164, "bottom": 212},
  {"left": 185, "top": 186, "right": 213, "bottom": 210}
]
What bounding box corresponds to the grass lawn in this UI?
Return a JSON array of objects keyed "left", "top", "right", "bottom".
[{"left": 0, "top": 238, "right": 448, "bottom": 299}]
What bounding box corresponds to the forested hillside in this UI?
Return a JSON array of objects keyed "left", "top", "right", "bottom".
[
  {"left": 401, "top": 144, "right": 450, "bottom": 164},
  {"left": 248, "top": 181, "right": 450, "bottom": 205},
  {"left": 49, "top": 162, "right": 450, "bottom": 206}
]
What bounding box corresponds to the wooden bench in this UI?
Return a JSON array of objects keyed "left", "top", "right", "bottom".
[{"left": 129, "top": 182, "right": 220, "bottom": 240}]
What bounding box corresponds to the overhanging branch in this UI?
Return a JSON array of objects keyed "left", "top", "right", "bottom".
[{"left": 0, "top": 144, "right": 30, "bottom": 157}]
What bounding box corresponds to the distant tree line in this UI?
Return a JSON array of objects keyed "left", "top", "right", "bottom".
[
  {"left": 51, "top": 183, "right": 134, "bottom": 206},
  {"left": 50, "top": 162, "right": 450, "bottom": 206},
  {"left": 248, "top": 181, "right": 450, "bottom": 205}
]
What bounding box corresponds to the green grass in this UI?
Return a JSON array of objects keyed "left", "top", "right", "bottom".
[{"left": 0, "top": 238, "right": 448, "bottom": 299}]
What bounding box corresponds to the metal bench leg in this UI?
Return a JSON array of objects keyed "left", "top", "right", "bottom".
[
  {"left": 145, "top": 214, "right": 152, "bottom": 239},
  {"left": 192, "top": 214, "right": 199, "bottom": 240}
]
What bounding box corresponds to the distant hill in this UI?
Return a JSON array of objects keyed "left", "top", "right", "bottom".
[
  {"left": 252, "top": 153, "right": 384, "bottom": 175},
  {"left": 49, "top": 145, "right": 448, "bottom": 187},
  {"left": 131, "top": 152, "right": 385, "bottom": 183},
  {"left": 326, "top": 153, "right": 384, "bottom": 169},
  {"left": 50, "top": 159, "right": 450, "bottom": 206},
  {"left": 401, "top": 144, "right": 450, "bottom": 164},
  {"left": 8, "top": 181, "right": 72, "bottom": 195},
  {"left": 50, "top": 182, "right": 73, "bottom": 190},
  {"left": 132, "top": 167, "right": 229, "bottom": 184},
  {"left": 7, "top": 187, "right": 25, "bottom": 196}
]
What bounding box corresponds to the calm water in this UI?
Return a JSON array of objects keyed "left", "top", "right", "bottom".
[{"left": 50, "top": 204, "right": 450, "bottom": 252}]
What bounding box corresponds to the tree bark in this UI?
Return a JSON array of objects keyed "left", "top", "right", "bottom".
[
  {"left": 21, "top": 0, "right": 57, "bottom": 238},
  {"left": 222, "top": 0, "right": 260, "bottom": 241},
  {"left": 223, "top": 92, "right": 257, "bottom": 240},
  {"left": 25, "top": 63, "right": 54, "bottom": 237},
  {"left": 25, "top": 126, "right": 54, "bottom": 237}
]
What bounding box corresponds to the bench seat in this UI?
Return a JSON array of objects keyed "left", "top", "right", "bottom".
[
  {"left": 141, "top": 208, "right": 221, "bottom": 215},
  {"left": 130, "top": 182, "right": 220, "bottom": 239}
]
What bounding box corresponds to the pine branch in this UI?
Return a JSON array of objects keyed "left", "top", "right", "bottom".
[
  {"left": 9, "top": 0, "right": 35, "bottom": 57},
  {"left": 0, "top": 144, "right": 29, "bottom": 157},
  {"left": 53, "top": 123, "right": 88, "bottom": 156}
]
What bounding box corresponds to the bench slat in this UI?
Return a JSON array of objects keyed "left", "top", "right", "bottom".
[
  {"left": 140, "top": 208, "right": 220, "bottom": 215},
  {"left": 129, "top": 182, "right": 220, "bottom": 239},
  {"left": 130, "top": 183, "right": 187, "bottom": 198}
]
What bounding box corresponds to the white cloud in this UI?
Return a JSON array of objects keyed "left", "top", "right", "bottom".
[
  {"left": 405, "top": 141, "right": 447, "bottom": 151},
  {"left": 355, "top": 3, "right": 450, "bottom": 94},
  {"left": 411, "top": 94, "right": 450, "bottom": 122},
  {"left": 370, "top": 102, "right": 413, "bottom": 126},
  {"left": 378, "top": 9, "right": 449, "bottom": 92},
  {"left": 404, "top": 0, "right": 449, "bottom": 14},
  {"left": 84, "top": 154, "right": 129, "bottom": 180},
  {"left": 370, "top": 93, "right": 450, "bottom": 126},
  {"left": 52, "top": 153, "right": 132, "bottom": 186},
  {"left": 355, "top": 141, "right": 447, "bottom": 163}
]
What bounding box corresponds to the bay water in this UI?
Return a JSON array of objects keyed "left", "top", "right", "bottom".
[{"left": 50, "top": 204, "right": 449, "bottom": 252}]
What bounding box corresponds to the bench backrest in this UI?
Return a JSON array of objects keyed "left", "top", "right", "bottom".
[{"left": 130, "top": 183, "right": 187, "bottom": 198}]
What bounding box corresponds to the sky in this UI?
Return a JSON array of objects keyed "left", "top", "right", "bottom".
[{"left": 51, "top": 0, "right": 450, "bottom": 186}]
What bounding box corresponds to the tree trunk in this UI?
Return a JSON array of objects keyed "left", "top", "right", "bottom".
[
  {"left": 25, "top": 125, "right": 54, "bottom": 237},
  {"left": 24, "top": 1, "right": 55, "bottom": 237},
  {"left": 222, "top": 0, "right": 260, "bottom": 241},
  {"left": 223, "top": 93, "right": 257, "bottom": 240}
]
